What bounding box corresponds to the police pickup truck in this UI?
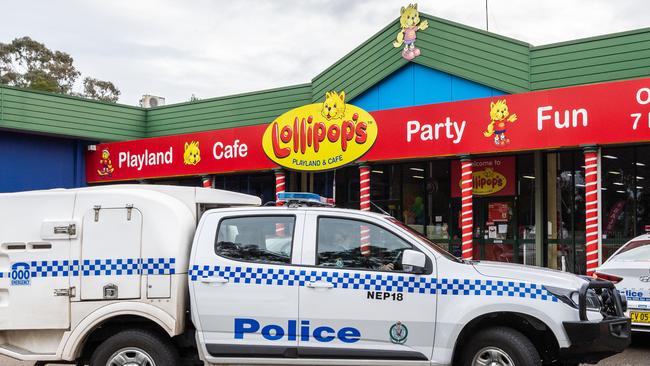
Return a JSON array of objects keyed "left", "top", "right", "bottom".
[{"left": 0, "top": 186, "right": 630, "bottom": 366}]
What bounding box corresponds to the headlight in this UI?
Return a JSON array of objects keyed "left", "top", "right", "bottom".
[
  {"left": 544, "top": 286, "right": 601, "bottom": 310},
  {"left": 571, "top": 290, "right": 602, "bottom": 310}
]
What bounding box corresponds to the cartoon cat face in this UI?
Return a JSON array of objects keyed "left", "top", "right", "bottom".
[
  {"left": 399, "top": 3, "right": 421, "bottom": 28},
  {"left": 321, "top": 91, "right": 346, "bottom": 120},
  {"left": 490, "top": 99, "right": 510, "bottom": 121},
  {"left": 183, "top": 141, "right": 201, "bottom": 166}
]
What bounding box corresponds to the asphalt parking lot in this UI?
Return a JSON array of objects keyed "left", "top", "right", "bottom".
[
  {"left": 2, "top": 332, "right": 649, "bottom": 365},
  {"left": 584, "top": 332, "right": 650, "bottom": 366}
]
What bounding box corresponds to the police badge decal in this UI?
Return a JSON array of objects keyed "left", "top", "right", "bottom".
[{"left": 389, "top": 321, "right": 408, "bottom": 344}]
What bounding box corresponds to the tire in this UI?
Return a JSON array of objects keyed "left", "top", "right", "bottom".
[
  {"left": 89, "top": 329, "right": 179, "bottom": 366},
  {"left": 459, "top": 326, "right": 541, "bottom": 366}
]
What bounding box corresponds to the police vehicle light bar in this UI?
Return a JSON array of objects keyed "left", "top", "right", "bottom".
[{"left": 277, "top": 192, "right": 333, "bottom": 206}]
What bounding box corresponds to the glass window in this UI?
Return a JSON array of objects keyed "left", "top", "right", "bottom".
[
  {"left": 601, "top": 147, "right": 636, "bottom": 259},
  {"left": 426, "top": 160, "right": 451, "bottom": 241},
  {"left": 635, "top": 146, "right": 650, "bottom": 237},
  {"left": 334, "top": 166, "right": 360, "bottom": 209},
  {"left": 316, "top": 217, "right": 414, "bottom": 272},
  {"left": 612, "top": 240, "right": 650, "bottom": 261},
  {"left": 215, "top": 173, "right": 278, "bottom": 204},
  {"left": 402, "top": 163, "right": 426, "bottom": 233},
  {"left": 370, "top": 164, "right": 401, "bottom": 217},
  {"left": 547, "top": 151, "right": 586, "bottom": 273},
  {"left": 517, "top": 154, "right": 536, "bottom": 265},
  {"left": 215, "top": 216, "right": 295, "bottom": 264},
  {"left": 246, "top": 174, "right": 276, "bottom": 205},
  {"left": 313, "top": 171, "right": 335, "bottom": 198}
]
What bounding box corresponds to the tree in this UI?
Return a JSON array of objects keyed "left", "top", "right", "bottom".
[
  {"left": 0, "top": 36, "right": 79, "bottom": 94},
  {"left": 0, "top": 36, "right": 120, "bottom": 102},
  {"left": 83, "top": 77, "right": 120, "bottom": 103}
]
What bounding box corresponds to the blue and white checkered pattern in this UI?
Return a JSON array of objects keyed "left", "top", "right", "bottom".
[
  {"left": 435, "top": 278, "right": 554, "bottom": 300},
  {"left": 189, "top": 265, "right": 558, "bottom": 302},
  {"left": 82, "top": 259, "right": 140, "bottom": 276},
  {"left": 0, "top": 257, "right": 175, "bottom": 279},
  {"left": 32, "top": 260, "right": 79, "bottom": 277},
  {"left": 142, "top": 257, "right": 176, "bottom": 275}
]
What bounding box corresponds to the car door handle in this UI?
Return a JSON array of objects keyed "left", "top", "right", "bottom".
[
  {"left": 306, "top": 281, "right": 334, "bottom": 289},
  {"left": 200, "top": 277, "right": 229, "bottom": 284}
]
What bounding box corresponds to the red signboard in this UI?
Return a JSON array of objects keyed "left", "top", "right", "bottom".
[
  {"left": 488, "top": 202, "right": 511, "bottom": 222},
  {"left": 87, "top": 77, "right": 650, "bottom": 183},
  {"left": 450, "top": 157, "right": 515, "bottom": 197},
  {"left": 89, "top": 124, "right": 273, "bottom": 183},
  {"left": 363, "top": 77, "right": 650, "bottom": 162}
]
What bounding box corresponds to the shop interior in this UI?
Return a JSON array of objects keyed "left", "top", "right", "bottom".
[{"left": 145, "top": 144, "right": 650, "bottom": 274}]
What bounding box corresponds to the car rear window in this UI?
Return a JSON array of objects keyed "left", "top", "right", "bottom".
[{"left": 612, "top": 240, "right": 650, "bottom": 261}]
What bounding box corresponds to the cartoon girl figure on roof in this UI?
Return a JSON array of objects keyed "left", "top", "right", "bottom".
[
  {"left": 392, "top": 3, "right": 429, "bottom": 60},
  {"left": 97, "top": 148, "right": 115, "bottom": 177}
]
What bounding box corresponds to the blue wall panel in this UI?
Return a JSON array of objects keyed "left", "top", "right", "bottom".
[
  {"left": 0, "top": 131, "right": 87, "bottom": 192},
  {"left": 352, "top": 63, "right": 505, "bottom": 111}
]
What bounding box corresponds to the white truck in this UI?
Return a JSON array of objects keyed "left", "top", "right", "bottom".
[{"left": 0, "top": 186, "right": 630, "bottom": 366}]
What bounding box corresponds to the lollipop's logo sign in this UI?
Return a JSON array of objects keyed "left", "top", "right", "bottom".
[{"left": 263, "top": 91, "right": 377, "bottom": 171}]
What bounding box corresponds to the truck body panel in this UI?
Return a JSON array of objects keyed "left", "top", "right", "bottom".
[{"left": 0, "top": 187, "right": 629, "bottom": 366}]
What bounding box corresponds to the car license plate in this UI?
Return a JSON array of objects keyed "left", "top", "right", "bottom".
[{"left": 630, "top": 311, "right": 650, "bottom": 323}]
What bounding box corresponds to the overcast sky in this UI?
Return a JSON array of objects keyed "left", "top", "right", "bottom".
[{"left": 2, "top": 0, "right": 649, "bottom": 105}]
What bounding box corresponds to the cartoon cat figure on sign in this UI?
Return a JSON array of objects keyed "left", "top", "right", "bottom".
[
  {"left": 321, "top": 91, "right": 346, "bottom": 120},
  {"left": 483, "top": 99, "right": 518, "bottom": 146},
  {"left": 183, "top": 141, "right": 201, "bottom": 165},
  {"left": 393, "top": 3, "right": 429, "bottom": 60},
  {"left": 97, "top": 149, "right": 115, "bottom": 176}
]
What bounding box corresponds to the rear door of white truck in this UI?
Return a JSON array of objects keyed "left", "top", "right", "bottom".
[{"left": 190, "top": 209, "right": 305, "bottom": 360}]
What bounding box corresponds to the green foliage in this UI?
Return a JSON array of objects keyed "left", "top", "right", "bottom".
[
  {"left": 83, "top": 77, "right": 120, "bottom": 103},
  {"left": 0, "top": 36, "right": 120, "bottom": 102}
]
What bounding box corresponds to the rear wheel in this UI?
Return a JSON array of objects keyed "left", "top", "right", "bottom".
[
  {"left": 459, "top": 326, "right": 541, "bottom": 366},
  {"left": 89, "top": 329, "right": 179, "bottom": 366}
]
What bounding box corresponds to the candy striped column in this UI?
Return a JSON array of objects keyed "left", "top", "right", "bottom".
[
  {"left": 460, "top": 157, "right": 474, "bottom": 260},
  {"left": 275, "top": 170, "right": 286, "bottom": 205},
  {"left": 359, "top": 164, "right": 371, "bottom": 211},
  {"left": 201, "top": 176, "right": 213, "bottom": 188},
  {"left": 359, "top": 164, "right": 371, "bottom": 256},
  {"left": 584, "top": 147, "right": 600, "bottom": 275},
  {"left": 275, "top": 170, "right": 286, "bottom": 236}
]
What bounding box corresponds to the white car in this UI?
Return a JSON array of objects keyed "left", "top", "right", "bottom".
[{"left": 596, "top": 234, "right": 650, "bottom": 332}]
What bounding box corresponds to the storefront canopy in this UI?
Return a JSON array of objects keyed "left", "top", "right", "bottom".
[{"left": 87, "top": 77, "right": 650, "bottom": 183}]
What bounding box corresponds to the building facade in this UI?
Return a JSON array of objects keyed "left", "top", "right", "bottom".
[{"left": 2, "top": 12, "right": 650, "bottom": 275}]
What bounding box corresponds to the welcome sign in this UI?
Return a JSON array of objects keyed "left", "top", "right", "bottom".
[{"left": 451, "top": 157, "right": 515, "bottom": 197}]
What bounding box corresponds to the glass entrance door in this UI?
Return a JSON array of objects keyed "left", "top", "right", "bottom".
[{"left": 473, "top": 197, "right": 517, "bottom": 262}]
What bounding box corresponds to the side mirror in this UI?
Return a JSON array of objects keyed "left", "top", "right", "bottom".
[{"left": 402, "top": 249, "right": 427, "bottom": 274}]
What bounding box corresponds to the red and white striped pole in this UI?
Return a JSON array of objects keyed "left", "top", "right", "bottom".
[
  {"left": 201, "top": 175, "right": 213, "bottom": 188},
  {"left": 275, "top": 169, "right": 286, "bottom": 236},
  {"left": 460, "top": 156, "right": 474, "bottom": 260},
  {"left": 584, "top": 146, "right": 600, "bottom": 275},
  {"left": 359, "top": 164, "right": 371, "bottom": 256},
  {"left": 275, "top": 169, "right": 286, "bottom": 205},
  {"left": 359, "top": 164, "right": 371, "bottom": 211}
]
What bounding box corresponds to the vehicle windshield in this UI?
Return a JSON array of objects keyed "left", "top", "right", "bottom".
[
  {"left": 612, "top": 240, "right": 650, "bottom": 262},
  {"left": 388, "top": 217, "right": 462, "bottom": 263}
]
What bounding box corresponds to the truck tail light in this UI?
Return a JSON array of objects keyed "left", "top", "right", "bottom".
[{"left": 592, "top": 271, "right": 623, "bottom": 284}]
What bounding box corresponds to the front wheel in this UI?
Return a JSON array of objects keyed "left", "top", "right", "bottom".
[
  {"left": 89, "top": 329, "right": 179, "bottom": 366},
  {"left": 459, "top": 327, "right": 541, "bottom": 366}
]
